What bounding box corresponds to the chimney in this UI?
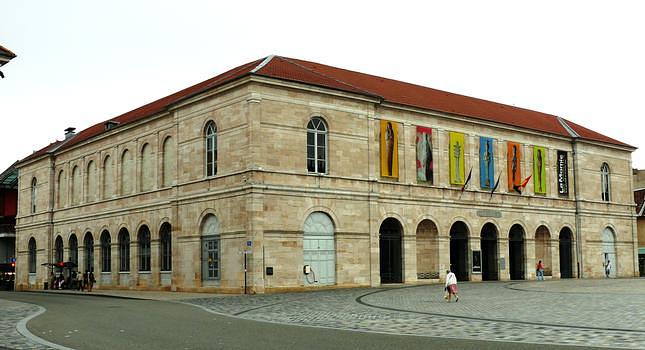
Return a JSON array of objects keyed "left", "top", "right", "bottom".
[{"left": 64, "top": 127, "right": 76, "bottom": 139}]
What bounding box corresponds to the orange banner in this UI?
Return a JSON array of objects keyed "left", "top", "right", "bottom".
[
  {"left": 380, "top": 120, "right": 399, "bottom": 178},
  {"left": 507, "top": 142, "right": 522, "bottom": 190}
]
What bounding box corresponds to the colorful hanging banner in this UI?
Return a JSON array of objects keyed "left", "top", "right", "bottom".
[
  {"left": 416, "top": 126, "right": 433, "bottom": 183},
  {"left": 507, "top": 141, "right": 522, "bottom": 191},
  {"left": 449, "top": 132, "right": 465, "bottom": 185},
  {"left": 380, "top": 120, "right": 399, "bottom": 178},
  {"left": 557, "top": 150, "right": 569, "bottom": 196},
  {"left": 533, "top": 146, "right": 547, "bottom": 194},
  {"left": 480, "top": 137, "right": 494, "bottom": 189}
]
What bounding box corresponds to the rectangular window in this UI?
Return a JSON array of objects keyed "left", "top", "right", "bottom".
[
  {"left": 102, "top": 245, "right": 111, "bottom": 272},
  {"left": 161, "top": 241, "right": 171, "bottom": 271},
  {"left": 120, "top": 244, "right": 130, "bottom": 271},
  {"left": 139, "top": 244, "right": 150, "bottom": 272},
  {"left": 203, "top": 238, "right": 219, "bottom": 280}
]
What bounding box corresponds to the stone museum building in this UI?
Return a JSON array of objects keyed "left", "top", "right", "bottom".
[{"left": 14, "top": 56, "right": 639, "bottom": 293}]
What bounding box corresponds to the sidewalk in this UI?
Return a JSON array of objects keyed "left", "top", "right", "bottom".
[{"left": 26, "top": 288, "right": 229, "bottom": 301}]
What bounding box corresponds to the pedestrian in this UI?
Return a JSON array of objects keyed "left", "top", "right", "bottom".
[
  {"left": 536, "top": 260, "right": 545, "bottom": 281},
  {"left": 605, "top": 259, "right": 612, "bottom": 278},
  {"left": 82, "top": 272, "right": 89, "bottom": 292},
  {"left": 77, "top": 271, "right": 84, "bottom": 291},
  {"left": 88, "top": 271, "right": 95, "bottom": 292},
  {"left": 445, "top": 269, "right": 459, "bottom": 302}
]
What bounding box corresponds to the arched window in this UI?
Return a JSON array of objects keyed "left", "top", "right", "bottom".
[
  {"left": 140, "top": 143, "right": 154, "bottom": 191},
  {"left": 103, "top": 155, "right": 115, "bottom": 199},
  {"left": 307, "top": 117, "right": 328, "bottom": 174},
  {"left": 162, "top": 137, "right": 176, "bottom": 187},
  {"left": 100, "top": 230, "right": 111, "bottom": 273},
  {"left": 601, "top": 163, "right": 611, "bottom": 201},
  {"left": 55, "top": 236, "right": 64, "bottom": 263},
  {"left": 121, "top": 149, "right": 133, "bottom": 195},
  {"left": 118, "top": 228, "right": 130, "bottom": 272},
  {"left": 30, "top": 178, "right": 37, "bottom": 213},
  {"left": 71, "top": 166, "right": 81, "bottom": 204},
  {"left": 138, "top": 226, "right": 151, "bottom": 272},
  {"left": 201, "top": 215, "right": 220, "bottom": 281},
  {"left": 160, "top": 223, "right": 172, "bottom": 272},
  {"left": 28, "top": 238, "right": 37, "bottom": 273},
  {"left": 84, "top": 232, "right": 94, "bottom": 273},
  {"left": 205, "top": 121, "right": 217, "bottom": 177},
  {"left": 69, "top": 234, "right": 78, "bottom": 266},
  {"left": 57, "top": 170, "right": 66, "bottom": 208},
  {"left": 86, "top": 161, "right": 97, "bottom": 202}
]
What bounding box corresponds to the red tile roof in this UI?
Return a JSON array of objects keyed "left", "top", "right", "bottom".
[{"left": 20, "top": 55, "right": 633, "bottom": 164}]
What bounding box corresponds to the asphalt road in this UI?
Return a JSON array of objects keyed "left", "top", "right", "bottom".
[{"left": 3, "top": 292, "right": 616, "bottom": 350}]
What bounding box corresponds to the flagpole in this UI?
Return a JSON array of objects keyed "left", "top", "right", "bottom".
[{"left": 489, "top": 172, "right": 501, "bottom": 201}]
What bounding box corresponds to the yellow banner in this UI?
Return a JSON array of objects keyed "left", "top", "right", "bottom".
[
  {"left": 449, "top": 132, "right": 465, "bottom": 185},
  {"left": 380, "top": 120, "right": 398, "bottom": 178},
  {"left": 533, "top": 146, "right": 547, "bottom": 194}
]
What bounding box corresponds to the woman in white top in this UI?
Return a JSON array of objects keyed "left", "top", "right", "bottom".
[{"left": 445, "top": 270, "right": 459, "bottom": 302}]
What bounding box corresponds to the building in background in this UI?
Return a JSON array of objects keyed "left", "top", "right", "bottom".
[
  {"left": 0, "top": 44, "right": 17, "bottom": 79},
  {"left": 634, "top": 169, "right": 645, "bottom": 276},
  {"left": 14, "top": 56, "right": 638, "bottom": 293},
  {"left": 0, "top": 163, "right": 18, "bottom": 289}
]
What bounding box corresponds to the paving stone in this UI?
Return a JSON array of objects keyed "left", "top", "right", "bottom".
[
  {"left": 0, "top": 299, "right": 53, "bottom": 350},
  {"left": 184, "top": 279, "right": 645, "bottom": 349},
  {"left": 3, "top": 279, "right": 645, "bottom": 349}
]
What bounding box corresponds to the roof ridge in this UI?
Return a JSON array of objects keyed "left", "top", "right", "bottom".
[
  {"left": 251, "top": 55, "right": 275, "bottom": 73},
  {"left": 48, "top": 133, "right": 78, "bottom": 153},
  {"left": 556, "top": 116, "right": 580, "bottom": 138},
  {"left": 276, "top": 56, "right": 383, "bottom": 100}
]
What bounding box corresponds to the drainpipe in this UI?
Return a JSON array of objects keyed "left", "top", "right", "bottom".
[{"left": 572, "top": 139, "right": 583, "bottom": 278}]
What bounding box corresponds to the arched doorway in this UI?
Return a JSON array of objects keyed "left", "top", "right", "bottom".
[
  {"left": 450, "top": 221, "right": 469, "bottom": 281},
  {"left": 480, "top": 223, "right": 498, "bottom": 281},
  {"left": 509, "top": 224, "right": 525, "bottom": 280},
  {"left": 559, "top": 227, "right": 574, "bottom": 278},
  {"left": 303, "top": 212, "right": 336, "bottom": 285},
  {"left": 602, "top": 227, "right": 617, "bottom": 277},
  {"left": 416, "top": 219, "right": 439, "bottom": 280},
  {"left": 379, "top": 218, "right": 403, "bottom": 283},
  {"left": 535, "top": 226, "right": 551, "bottom": 277}
]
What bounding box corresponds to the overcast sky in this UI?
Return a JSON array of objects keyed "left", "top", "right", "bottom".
[{"left": 2, "top": 1, "right": 643, "bottom": 173}]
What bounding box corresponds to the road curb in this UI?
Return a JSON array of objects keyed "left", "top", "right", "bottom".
[
  {"left": 16, "top": 304, "right": 76, "bottom": 350},
  {"left": 22, "top": 290, "right": 146, "bottom": 301}
]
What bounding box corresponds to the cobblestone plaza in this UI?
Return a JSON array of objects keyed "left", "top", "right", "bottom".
[{"left": 3, "top": 279, "right": 645, "bottom": 349}]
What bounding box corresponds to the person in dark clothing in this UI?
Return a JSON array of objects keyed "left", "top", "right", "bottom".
[{"left": 88, "top": 271, "right": 95, "bottom": 292}]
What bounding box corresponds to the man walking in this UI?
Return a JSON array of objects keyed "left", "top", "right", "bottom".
[
  {"left": 605, "top": 259, "right": 612, "bottom": 278},
  {"left": 445, "top": 269, "right": 459, "bottom": 302}
]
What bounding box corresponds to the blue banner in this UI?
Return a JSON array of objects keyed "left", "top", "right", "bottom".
[{"left": 480, "top": 137, "right": 495, "bottom": 189}]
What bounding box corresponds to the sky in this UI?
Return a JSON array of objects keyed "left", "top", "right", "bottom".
[{"left": 1, "top": 1, "right": 644, "bottom": 173}]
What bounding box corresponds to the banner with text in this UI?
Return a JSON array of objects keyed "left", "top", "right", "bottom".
[{"left": 557, "top": 150, "right": 569, "bottom": 195}]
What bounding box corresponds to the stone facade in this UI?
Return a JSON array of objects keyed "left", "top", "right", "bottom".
[
  {"left": 14, "top": 60, "right": 638, "bottom": 294},
  {"left": 634, "top": 169, "right": 645, "bottom": 276}
]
